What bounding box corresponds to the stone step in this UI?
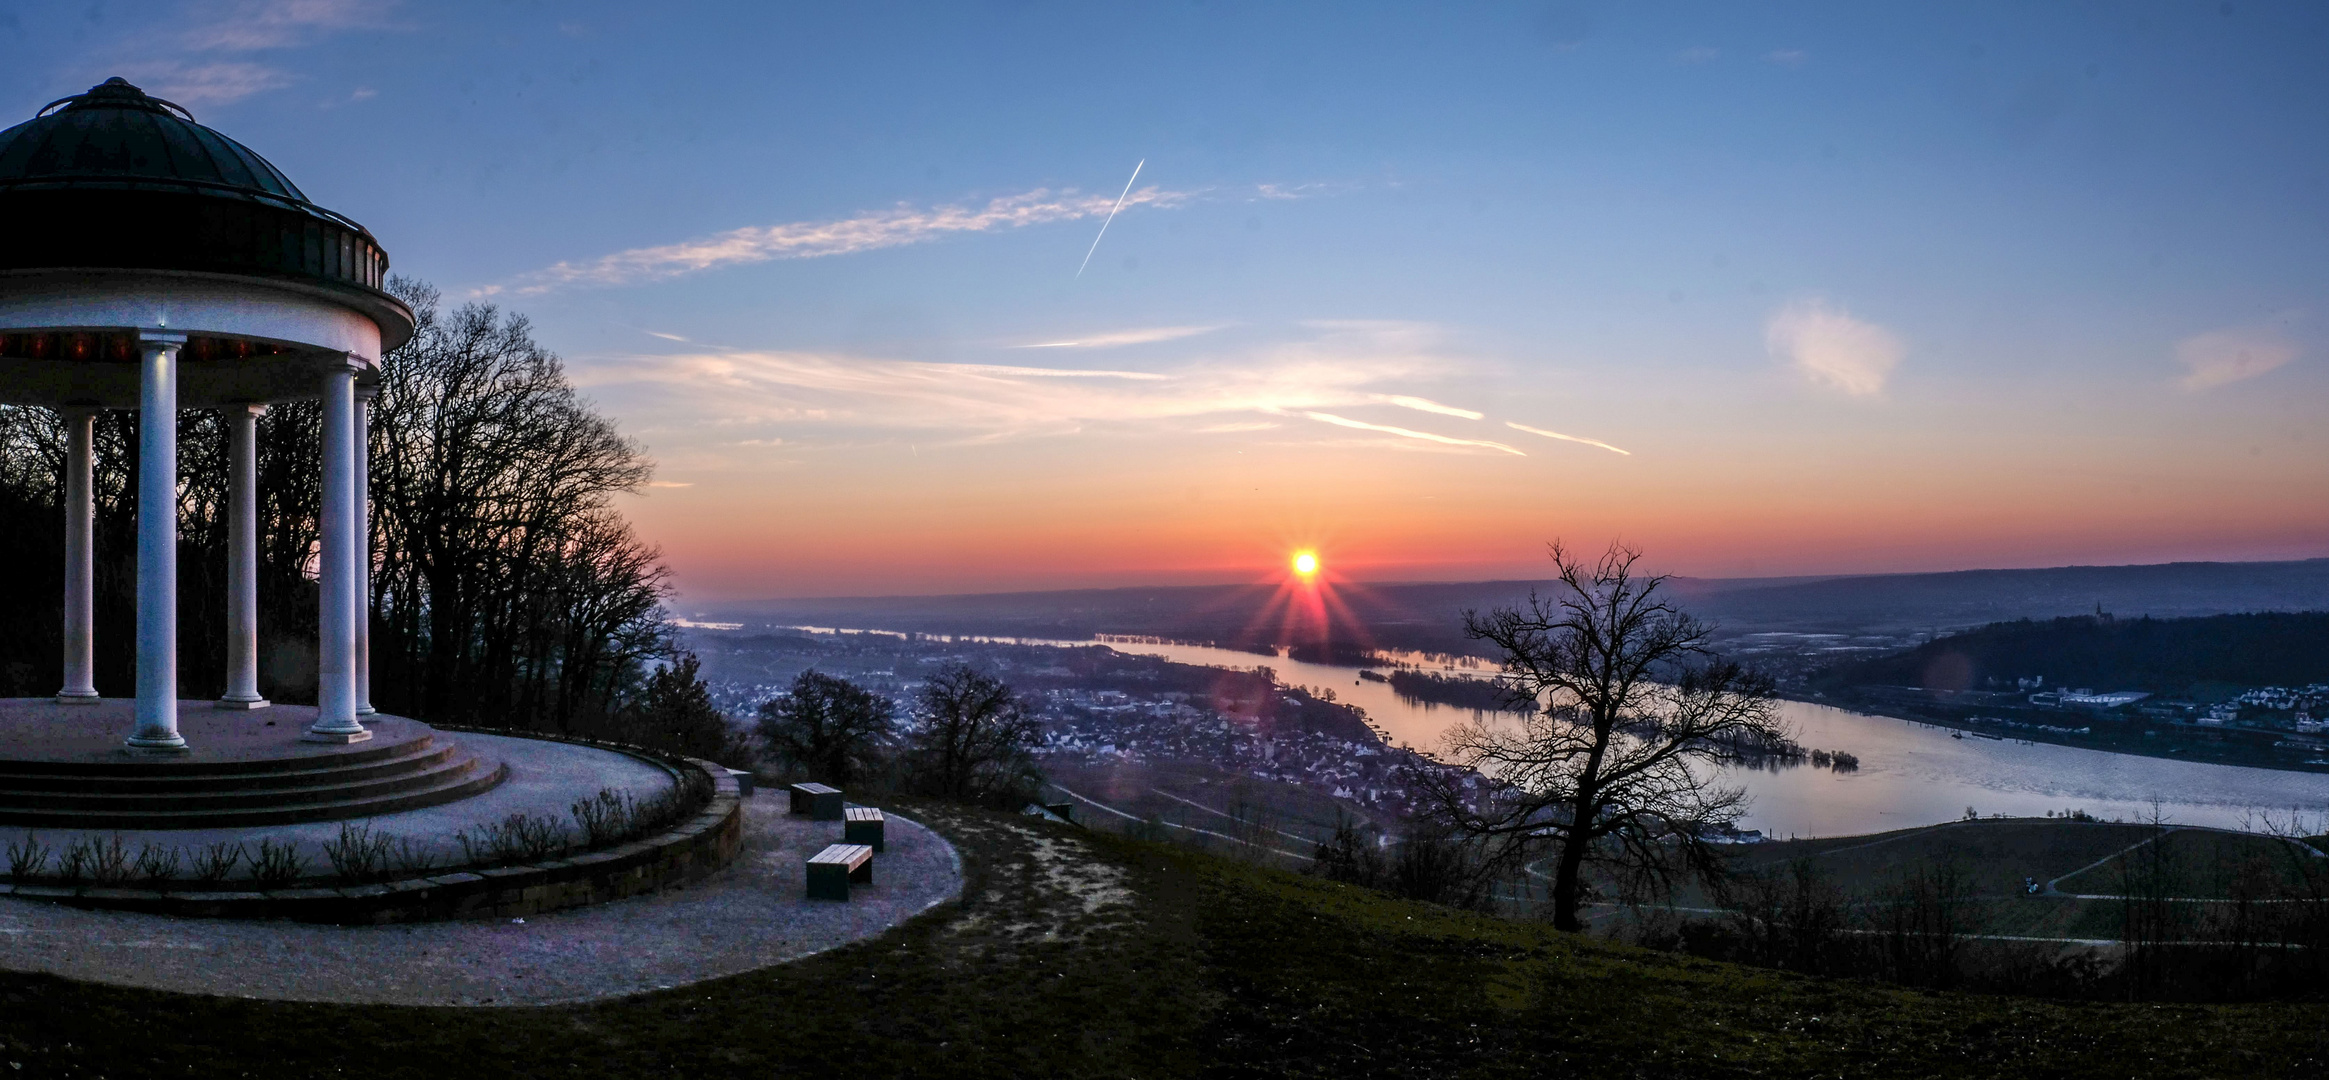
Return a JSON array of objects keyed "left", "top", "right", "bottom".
[
  {"left": 0, "top": 747, "right": 487, "bottom": 813},
  {"left": 0, "top": 759, "right": 510, "bottom": 829},
  {"left": 0, "top": 729, "right": 439, "bottom": 776},
  {"left": 0, "top": 741, "right": 455, "bottom": 793}
]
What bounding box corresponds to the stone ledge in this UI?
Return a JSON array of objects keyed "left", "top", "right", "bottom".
[{"left": 0, "top": 743, "right": 744, "bottom": 925}]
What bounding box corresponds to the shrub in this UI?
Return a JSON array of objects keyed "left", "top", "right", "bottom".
[
  {"left": 4, "top": 833, "right": 48, "bottom": 880},
  {"left": 134, "top": 843, "right": 182, "bottom": 886},
  {"left": 324, "top": 822, "right": 397, "bottom": 883},
  {"left": 191, "top": 842, "right": 246, "bottom": 884},
  {"left": 89, "top": 833, "right": 130, "bottom": 883},
  {"left": 252, "top": 838, "right": 306, "bottom": 886}
]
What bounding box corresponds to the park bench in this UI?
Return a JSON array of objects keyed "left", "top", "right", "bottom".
[
  {"left": 805, "top": 843, "right": 874, "bottom": 901},
  {"left": 789, "top": 782, "right": 843, "bottom": 821},
  {"left": 844, "top": 806, "right": 885, "bottom": 852}
]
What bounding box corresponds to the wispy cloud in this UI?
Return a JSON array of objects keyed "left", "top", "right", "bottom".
[
  {"left": 180, "top": 0, "right": 387, "bottom": 51},
  {"left": 1763, "top": 49, "right": 1809, "bottom": 67},
  {"left": 1373, "top": 395, "right": 1483, "bottom": 420},
  {"left": 1012, "top": 325, "right": 1225, "bottom": 349},
  {"left": 1305, "top": 412, "right": 1525, "bottom": 456},
  {"left": 577, "top": 322, "right": 1483, "bottom": 447},
  {"left": 1673, "top": 46, "right": 1720, "bottom": 65},
  {"left": 134, "top": 60, "right": 292, "bottom": 105},
  {"left": 1505, "top": 421, "right": 1630, "bottom": 456},
  {"left": 496, "top": 186, "right": 1196, "bottom": 295},
  {"left": 1766, "top": 297, "right": 1903, "bottom": 397},
  {"left": 646, "top": 481, "right": 694, "bottom": 488},
  {"left": 2177, "top": 321, "right": 2299, "bottom": 390},
  {"left": 105, "top": 0, "right": 395, "bottom": 106}
]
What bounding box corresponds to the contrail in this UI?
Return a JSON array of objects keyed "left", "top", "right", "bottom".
[
  {"left": 1076, "top": 159, "right": 1144, "bottom": 278},
  {"left": 1506, "top": 421, "right": 1631, "bottom": 456}
]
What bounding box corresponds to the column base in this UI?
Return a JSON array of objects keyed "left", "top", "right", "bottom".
[
  {"left": 300, "top": 727, "right": 374, "bottom": 744},
  {"left": 124, "top": 735, "right": 191, "bottom": 753},
  {"left": 215, "top": 696, "right": 272, "bottom": 710},
  {"left": 55, "top": 691, "right": 101, "bottom": 705},
  {"left": 355, "top": 706, "right": 377, "bottom": 717}
]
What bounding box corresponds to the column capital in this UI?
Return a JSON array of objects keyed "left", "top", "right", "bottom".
[
  {"left": 224, "top": 401, "right": 269, "bottom": 419},
  {"left": 55, "top": 402, "right": 102, "bottom": 418},
  {"left": 137, "top": 330, "right": 189, "bottom": 348},
  {"left": 355, "top": 382, "right": 381, "bottom": 403}
]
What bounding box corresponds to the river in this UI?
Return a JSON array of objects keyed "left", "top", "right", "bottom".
[{"left": 1063, "top": 637, "right": 2329, "bottom": 838}]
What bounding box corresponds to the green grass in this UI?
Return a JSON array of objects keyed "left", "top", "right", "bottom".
[{"left": 2, "top": 801, "right": 2328, "bottom": 1078}]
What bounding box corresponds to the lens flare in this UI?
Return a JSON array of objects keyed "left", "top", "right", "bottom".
[{"left": 1292, "top": 550, "right": 1319, "bottom": 576}]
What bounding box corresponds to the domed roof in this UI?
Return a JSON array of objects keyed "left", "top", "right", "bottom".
[
  {"left": 0, "top": 77, "right": 310, "bottom": 203},
  {"left": 0, "top": 77, "right": 409, "bottom": 350}
]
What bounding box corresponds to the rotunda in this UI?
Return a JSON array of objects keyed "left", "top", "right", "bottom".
[{"left": 0, "top": 78, "right": 504, "bottom": 823}]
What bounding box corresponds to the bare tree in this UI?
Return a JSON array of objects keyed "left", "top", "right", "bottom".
[
  {"left": 905, "top": 664, "right": 1043, "bottom": 806},
  {"left": 1423, "top": 542, "right": 1784, "bottom": 931},
  {"left": 757, "top": 669, "right": 895, "bottom": 785},
  {"left": 368, "top": 278, "right": 670, "bottom": 731}
]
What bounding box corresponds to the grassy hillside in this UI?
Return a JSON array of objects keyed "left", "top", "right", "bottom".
[
  {"left": 2, "top": 802, "right": 2327, "bottom": 1077},
  {"left": 1811, "top": 611, "right": 2329, "bottom": 695}
]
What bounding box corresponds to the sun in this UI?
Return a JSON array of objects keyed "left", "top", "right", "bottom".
[{"left": 1291, "top": 550, "right": 1319, "bottom": 576}]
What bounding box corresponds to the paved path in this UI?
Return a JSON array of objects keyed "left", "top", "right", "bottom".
[{"left": 0, "top": 796, "right": 962, "bottom": 1005}]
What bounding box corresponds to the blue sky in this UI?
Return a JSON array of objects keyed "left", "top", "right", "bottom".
[{"left": 6, "top": 2, "right": 2324, "bottom": 598}]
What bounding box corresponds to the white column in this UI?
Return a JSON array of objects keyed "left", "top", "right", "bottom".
[
  {"left": 306, "top": 360, "right": 370, "bottom": 743},
  {"left": 354, "top": 384, "right": 376, "bottom": 717},
  {"left": 218, "top": 403, "right": 269, "bottom": 709},
  {"left": 56, "top": 407, "right": 99, "bottom": 704},
  {"left": 127, "top": 333, "right": 188, "bottom": 752}
]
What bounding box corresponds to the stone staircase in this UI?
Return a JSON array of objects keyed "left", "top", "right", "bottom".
[{"left": 0, "top": 723, "right": 506, "bottom": 829}]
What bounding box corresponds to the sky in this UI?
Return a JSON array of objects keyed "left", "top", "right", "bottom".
[{"left": 4, "top": 1, "right": 2325, "bottom": 600}]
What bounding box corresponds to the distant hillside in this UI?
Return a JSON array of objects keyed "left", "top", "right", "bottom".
[
  {"left": 703, "top": 558, "right": 2329, "bottom": 655},
  {"left": 1674, "top": 559, "right": 2329, "bottom": 634},
  {"left": 1810, "top": 611, "right": 2329, "bottom": 696}
]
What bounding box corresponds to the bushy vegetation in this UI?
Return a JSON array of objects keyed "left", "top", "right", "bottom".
[
  {"left": 1387, "top": 668, "right": 1529, "bottom": 712},
  {"left": 755, "top": 663, "right": 1046, "bottom": 810},
  {"left": 755, "top": 668, "right": 896, "bottom": 785}
]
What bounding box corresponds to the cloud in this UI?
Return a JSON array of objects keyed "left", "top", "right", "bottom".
[
  {"left": 575, "top": 322, "right": 1480, "bottom": 446},
  {"left": 498, "top": 186, "right": 1197, "bottom": 294},
  {"left": 646, "top": 481, "right": 694, "bottom": 488},
  {"left": 180, "top": 0, "right": 387, "bottom": 51},
  {"left": 1763, "top": 49, "right": 1809, "bottom": 67},
  {"left": 1194, "top": 421, "right": 1280, "bottom": 434},
  {"left": 644, "top": 331, "right": 691, "bottom": 343},
  {"left": 130, "top": 60, "right": 292, "bottom": 105},
  {"left": 1304, "top": 412, "right": 1525, "bottom": 456},
  {"left": 100, "top": 1, "right": 395, "bottom": 108},
  {"left": 1766, "top": 298, "right": 1903, "bottom": 396},
  {"left": 1373, "top": 395, "right": 1483, "bottom": 420},
  {"left": 1013, "top": 325, "right": 1224, "bottom": 349},
  {"left": 1505, "top": 421, "right": 1630, "bottom": 456},
  {"left": 2177, "top": 322, "right": 2299, "bottom": 390}
]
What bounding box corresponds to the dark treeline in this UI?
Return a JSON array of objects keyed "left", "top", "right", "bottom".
[
  {"left": 0, "top": 279, "right": 682, "bottom": 744},
  {"left": 1386, "top": 670, "right": 1528, "bottom": 713},
  {"left": 1812, "top": 611, "right": 2329, "bottom": 695},
  {"left": 755, "top": 664, "right": 1045, "bottom": 809}
]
